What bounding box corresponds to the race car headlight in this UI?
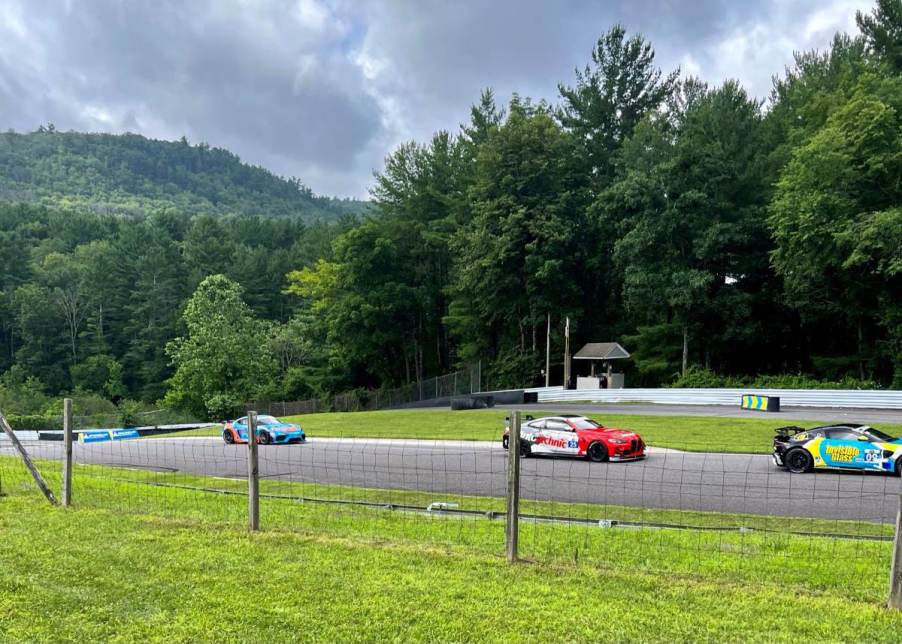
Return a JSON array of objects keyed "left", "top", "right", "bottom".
[{"left": 609, "top": 438, "right": 626, "bottom": 444}]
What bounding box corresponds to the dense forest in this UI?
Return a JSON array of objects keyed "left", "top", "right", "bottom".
[
  {"left": 0, "top": 1, "right": 900, "bottom": 420},
  {"left": 0, "top": 130, "right": 369, "bottom": 220}
]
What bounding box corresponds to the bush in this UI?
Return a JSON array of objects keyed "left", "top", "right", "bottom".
[
  {"left": 5, "top": 414, "right": 62, "bottom": 431},
  {"left": 670, "top": 367, "right": 882, "bottom": 390},
  {"left": 0, "top": 368, "right": 53, "bottom": 415},
  {"left": 204, "top": 393, "right": 245, "bottom": 421},
  {"left": 117, "top": 399, "right": 144, "bottom": 427},
  {"left": 751, "top": 374, "right": 881, "bottom": 390},
  {"left": 484, "top": 349, "right": 541, "bottom": 392},
  {"left": 670, "top": 366, "right": 743, "bottom": 388}
]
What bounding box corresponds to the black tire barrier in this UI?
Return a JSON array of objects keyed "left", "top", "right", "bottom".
[{"left": 451, "top": 395, "right": 495, "bottom": 410}]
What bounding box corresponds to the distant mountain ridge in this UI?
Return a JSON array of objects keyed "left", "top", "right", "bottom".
[{"left": 0, "top": 129, "right": 369, "bottom": 220}]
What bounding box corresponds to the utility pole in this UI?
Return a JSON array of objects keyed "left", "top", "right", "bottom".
[
  {"left": 563, "top": 316, "right": 571, "bottom": 389},
  {"left": 545, "top": 312, "right": 551, "bottom": 388}
]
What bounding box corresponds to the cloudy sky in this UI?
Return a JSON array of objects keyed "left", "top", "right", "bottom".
[{"left": 0, "top": 0, "right": 872, "bottom": 198}]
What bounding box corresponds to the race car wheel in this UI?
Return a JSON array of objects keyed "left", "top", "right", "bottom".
[
  {"left": 785, "top": 448, "right": 813, "bottom": 474},
  {"left": 895, "top": 458, "right": 901, "bottom": 477},
  {"left": 587, "top": 442, "right": 609, "bottom": 463},
  {"left": 222, "top": 430, "right": 234, "bottom": 445},
  {"left": 258, "top": 431, "right": 272, "bottom": 445},
  {"left": 519, "top": 439, "right": 532, "bottom": 458},
  {"left": 502, "top": 435, "right": 509, "bottom": 450}
]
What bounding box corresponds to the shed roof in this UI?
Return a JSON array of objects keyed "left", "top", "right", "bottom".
[{"left": 573, "top": 342, "right": 630, "bottom": 360}]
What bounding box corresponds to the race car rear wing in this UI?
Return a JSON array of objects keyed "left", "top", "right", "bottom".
[{"left": 774, "top": 425, "right": 807, "bottom": 438}]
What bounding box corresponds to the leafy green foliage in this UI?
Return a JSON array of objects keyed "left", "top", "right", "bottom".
[
  {"left": 449, "top": 98, "right": 589, "bottom": 375},
  {"left": 0, "top": 130, "right": 368, "bottom": 220},
  {"left": 164, "top": 275, "right": 278, "bottom": 419},
  {"left": 671, "top": 366, "right": 882, "bottom": 391},
  {"left": 770, "top": 73, "right": 902, "bottom": 384},
  {"left": 1, "top": 4, "right": 901, "bottom": 407},
  {"left": 0, "top": 202, "right": 346, "bottom": 409}
]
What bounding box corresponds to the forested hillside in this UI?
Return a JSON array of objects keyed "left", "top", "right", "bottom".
[
  {"left": 0, "top": 1, "right": 899, "bottom": 422},
  {"left": 0, "top": 130, "right": 368, "bottom": 220}
]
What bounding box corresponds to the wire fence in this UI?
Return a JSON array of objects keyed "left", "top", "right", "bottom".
[
  {"left": 250, "top": 365, "right": 481, "bottom": 416},
  {"left": 2, "top": 405, "right": 901, "bottom": 607}
]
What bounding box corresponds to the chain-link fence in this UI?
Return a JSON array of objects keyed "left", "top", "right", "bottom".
[{"left": 251, "top": 364, "right": 481, "bottom": 415}]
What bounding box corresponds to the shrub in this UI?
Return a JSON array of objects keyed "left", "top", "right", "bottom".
[
  {"left": 670, "top": 367, "right": 882, "bottom": 390},
  {"left": 5, "top": 414, "right": 62, "bottom": 431}
]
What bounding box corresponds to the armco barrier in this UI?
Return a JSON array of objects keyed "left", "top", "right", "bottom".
[{"left": 535, "top": 387, "right": 902, "bottom": 410}]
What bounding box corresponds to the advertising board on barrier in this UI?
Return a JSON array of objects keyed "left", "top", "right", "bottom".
[{"left": 78, "top": 429, "right": 141, "bottom": 443}]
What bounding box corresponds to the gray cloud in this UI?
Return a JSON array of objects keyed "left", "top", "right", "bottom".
[{"left": 0, "top": 0, "right": 873, "bottom": 198}]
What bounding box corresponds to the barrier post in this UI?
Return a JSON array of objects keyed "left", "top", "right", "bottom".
[
  {"left": 62, "top": 398, "right": 73, "bottom": 507},
  {"left": 246, "top": 411, "right": 259, "bottom": 531},
  {"left": 505, "top": 410, "right": 521, "bottom": 562},
  {"left": 890, "top": 492, "right": 902, "bottom": 610}
]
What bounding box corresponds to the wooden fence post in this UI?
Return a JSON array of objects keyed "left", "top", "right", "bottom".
[
  {"left": 890, "top": 492, "right": 902, "bottom": 610},
  {"left": 62, "top": 398, "right": 73, "bottom": 507},
  {"left": 246, "top": 411, "right": 259, "bottom": 531},
  {"left": 506, "top": 410, "right": 521, "bottom": 563},
  {"left": 0, "top": 411, "right": 58, "bottom": 505}
]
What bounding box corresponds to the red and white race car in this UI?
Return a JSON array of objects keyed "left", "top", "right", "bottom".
[{"left": 502, "top": 415, "right": 647, "bottom": 462}]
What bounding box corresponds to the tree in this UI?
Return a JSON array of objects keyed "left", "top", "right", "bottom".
[
  {"left": 165, "top": 275, "right": 277, "bottom": 419},
  {"left": 857, "top": 0, "right": 902, "bottom": 72},
  {"left": 448, "top": 97, "right": 590, "bottom": 382},
  {"left": 36, "top": 251, "right": 91, "bottom": 364},
  {"left": 603, "top": 80, "right": 770, "bottom": 377},
  {"left": 108, "top": 217, "right": 188, "bottom": 401},
  {"left": 770, "top": 75, "right": 902, "bottom": 383},
  {"left": 558, "top": 25, "right": 679, "bottom": 188},
  {"left": 182, "top": 215, "right": 237, "bottom": 289}
]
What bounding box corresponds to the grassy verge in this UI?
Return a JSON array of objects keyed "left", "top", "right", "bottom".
[
  {"left": 158, "top": 408, "right": 902, "bottom": 454},
  {"left": 1, "top": 464, "right": 901, "bottom": 641},
  {"left": 7, "top": 454, "right": 886, "bottom": 538}
]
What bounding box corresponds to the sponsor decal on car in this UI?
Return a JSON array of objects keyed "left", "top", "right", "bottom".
[{"left": 825, "top": 445, "right": 857, "bottom": 462}]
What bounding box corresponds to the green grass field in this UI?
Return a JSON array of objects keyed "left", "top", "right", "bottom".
[
  {"left": 163, "top": 408, "right": 902, "bottom": 454},
  {"left": 2, "top": 458, "right": 901, "bottom": 642}
]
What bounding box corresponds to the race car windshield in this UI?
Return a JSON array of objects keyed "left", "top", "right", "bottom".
[
  {"left": 570, "top": 418, "right": 601, "bottom": 429},
  {"left": 864, "top": 427, "right": 897, "bottom": 442},
  {"left": 257, "top": 415, "right": 279, "bottom": 425}
]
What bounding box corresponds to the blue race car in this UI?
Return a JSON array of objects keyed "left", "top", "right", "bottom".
[
  {"left": 222, "top": 415, "right": 306, "bottom": 445},
  {"left": 773, "top": 424, "right": 902, "bottom": 475}
]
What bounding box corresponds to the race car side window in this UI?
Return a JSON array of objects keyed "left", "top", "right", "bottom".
[
  {"left": 864, "top": 427, "right": 897, "bottom": 442},
  {"left": 826, "top": 428, "right": 862, "bottom": 441},
  {"left": 546, "top": 420, "right": 572, "bottom": 431},
  {"left": 527, "top": 420, "right": 546, "bottom": 429}
]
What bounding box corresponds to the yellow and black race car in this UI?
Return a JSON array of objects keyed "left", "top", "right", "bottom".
[{"left": 773, "top": 424, "right": 902, "bottom": 475}]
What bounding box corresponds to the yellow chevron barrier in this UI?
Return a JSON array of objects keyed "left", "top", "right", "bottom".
[{"left": 740, "top": 394, "right": 780, "bottom": 412}]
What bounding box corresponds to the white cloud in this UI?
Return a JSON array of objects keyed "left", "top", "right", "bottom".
[{"left": 0, "top": 0, "right": 878, "bottom": 198}]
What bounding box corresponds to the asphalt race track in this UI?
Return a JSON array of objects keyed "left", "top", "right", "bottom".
[
  {"left": 10, "top": 437, "right": 901, "bottom": 524},
  {"left": 496, "top": 403, "right": 902, "bottom": 426}
]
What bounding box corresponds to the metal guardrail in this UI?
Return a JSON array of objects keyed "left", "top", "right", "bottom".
[{"left": 535, "top": 387, "right": 902, "bottom": 410}]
